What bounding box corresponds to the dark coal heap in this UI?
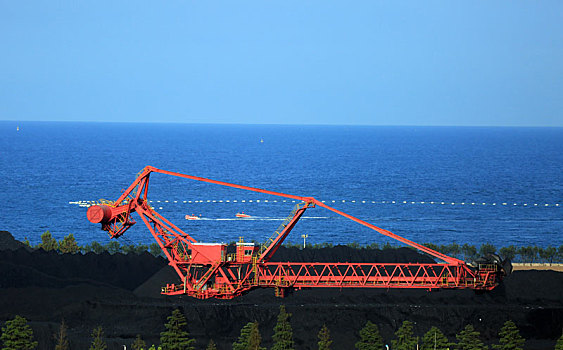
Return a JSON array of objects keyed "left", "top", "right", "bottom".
[
  {"left": 0, "top": 230, "right": 31, "bottom": 251},
  {"left": 0, "top": 231, "right": 561, "bottom": 350}
]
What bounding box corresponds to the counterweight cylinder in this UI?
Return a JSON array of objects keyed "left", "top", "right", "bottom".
[{"left": 87, "top": 205, "right": 113, "bottom": 224}]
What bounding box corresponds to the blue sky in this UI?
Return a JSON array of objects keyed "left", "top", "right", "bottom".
[{"left": 1, "top": 1, "right": 562, "bottom": 126}]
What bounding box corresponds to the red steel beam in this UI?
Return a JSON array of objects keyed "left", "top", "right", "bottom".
[
  {"left": 161, "top": 261, "right": 498, "bottom": 299},
  {"left": 144, "top": 166, "right": 460, "bottom": 264}
]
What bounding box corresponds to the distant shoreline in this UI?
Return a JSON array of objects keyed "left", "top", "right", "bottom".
[
  {"left": 512, "top": 263, "right": 563, "bottom": 272},
  {"left": 2, "top": 120, "right": 563, "bottom": 128}
]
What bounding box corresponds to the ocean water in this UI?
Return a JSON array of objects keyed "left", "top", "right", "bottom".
[{"left": 0, "top": 122, "right": 561, "bottom": 249}]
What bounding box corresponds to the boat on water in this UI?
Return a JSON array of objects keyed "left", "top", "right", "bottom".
[
  {"left": 185, "top": 214, "right": 200, "bottom": 220},
  {"left": 236, "top": 212, "right": 251, "bottom": 218}
]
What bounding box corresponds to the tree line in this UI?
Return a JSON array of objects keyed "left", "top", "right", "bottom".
[
  {"left": 2, "top": 306, "right": 563, "bottom": 350},
  {"left": 25, "top": 231, "right": 163, "bottom": 257},
  {"left": 28, "top": 231, "right": 563, "bottom": 264}
]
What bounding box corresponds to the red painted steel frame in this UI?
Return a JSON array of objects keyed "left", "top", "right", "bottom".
[{"left": 87, "top": 166, "right": 503, "bottom": 299}]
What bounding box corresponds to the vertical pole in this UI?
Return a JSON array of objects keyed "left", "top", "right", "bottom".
[{"left": 302, "top": 234, "right": 308, "bottom": 249}]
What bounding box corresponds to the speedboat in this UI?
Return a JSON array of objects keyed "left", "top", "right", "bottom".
[
  {"left": 236, "top": 213, "right": 251, "bottom": 218},
  {"left": 185, "top": 214, "right": 200, "bottom": 220}
]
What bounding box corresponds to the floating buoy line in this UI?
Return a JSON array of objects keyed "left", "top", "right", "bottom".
[{"left": 69, "top": 199, "right": 560, "bottom": 208}]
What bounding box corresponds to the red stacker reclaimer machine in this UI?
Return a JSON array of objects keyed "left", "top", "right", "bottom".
[{"left": 87, "top": 166, "right": 509, "bottom": 299}]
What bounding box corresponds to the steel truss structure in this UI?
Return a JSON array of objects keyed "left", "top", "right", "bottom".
[{"left": 87, "top": 166, "right": 505, "bottom": 299}]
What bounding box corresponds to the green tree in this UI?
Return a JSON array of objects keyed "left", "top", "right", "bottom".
[
  {"left": 0, "top": 315, "right": 38, "bottom": 350},
  {"left": 135, "top": 244, "right": 149, "bottom": 254},
  {"left": 80, "top": 244, "right": 92, "bottom": 253},
  {"left": 149, "top": 243, "right": 162, "bottom": 257},
  {"left": 248, "top": 322, "right": 265, "bottom": 350},
  {"left": 421, "top": 326, "right": 450, "bottom": 350},
  {"left": 39, "top": 231, "right": 59, "bottom": 251},
  {"left": 538, "top": 246, "right": 557, "bottom": 265},
  {"left": 90, "top": 241, "right": 104, "bottom": 254},
  {"left": 272, "top": 305, "right": 294, "bottom": 350},
  {"left": 206, "top": 339, "right": 218, "bottom": 350},
  {"left": 160, "top": 308, "right": 195, "bottom": 350},
  {"left": 479, "top": 243, "right": 496, "bottom": 257},
  {"left": 106, "top": 241, "right": 121, "bottom": 254},
  {"left": 499, "top": 246, "right": 517, "bottom": 261},
  {"left": 492, "top": 320, "right": 524, "bottom": 350},
  {"left": 59, "top": 234, "right": 79, "bottom": 254},
  {"left": 318, "top": 324, "right": 332, "bottom": 350},
  {"left": 355, "top": 321, "right": 383, "bottom": 350},
  {"left": 23, "top": 237, "right": 31, "bottom": 248},
  {"left": 54, "top": 319, "right": 69, "bottom": 350},
  {"left": 555, "top": 330, "right": 563, "bottom": 350},
  {"left": 392, "top": 320, "right": 417, "bottom": 350},
  {"left": 456, "top": 324, "right": 487, "bottom": 350},
  {"left": 120, "top": 244, "right": 134, "bottom": 254},
  {"left": 233, "top": 322, "right": 253, "bottom": 350},
  {"left": 518, "top": 246, "right": 538, "bottom": 265},
  {"left": 234, "top": 322, "right": 265, "bottom": 350},
  {"left": 89, "top": 326, "right": 107, "bottom": 350},
  {"left": 348, "top": 242, "right": 361, "bottom": 249},
  {"left": 438, "top": 244, "right": 449, "bottom": 255},
  {"left": 448, "top": 243, "right": 461, "bottom": 257},
  {"left": 462, "top": 244, "right": 477, "bottom": 261},
  {"left": 131, "top": 334, "right": 147, "bottom": 350},
  {"left": 147, "top": 346, "right": 163, "bottom": 350}
]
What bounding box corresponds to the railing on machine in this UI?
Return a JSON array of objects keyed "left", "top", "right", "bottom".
[{"left": 258, "top": 202, "right": 306, "bottom": 256}]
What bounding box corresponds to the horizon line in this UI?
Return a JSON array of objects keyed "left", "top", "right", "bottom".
[{"left": 1, "top": 119, "right": 562, "bottom": 128}]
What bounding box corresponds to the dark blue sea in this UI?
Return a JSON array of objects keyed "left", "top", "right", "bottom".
[{"left": 1, "top": 122, "right": 561, "bottom": 249}]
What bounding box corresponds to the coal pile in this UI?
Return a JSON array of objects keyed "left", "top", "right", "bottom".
[
  {"left": 0, "top": 231, "right": 561, "bottom": 350},
  {"left": 0, "top": 247, "right": 166, "bottom": 290},
  {"left": 0, "top": 230, "right": 31, "bottom": 251}
]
